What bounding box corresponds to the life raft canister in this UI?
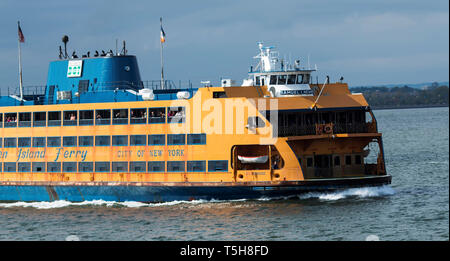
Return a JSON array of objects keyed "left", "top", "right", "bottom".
[{"left": 324, "top": 124, "right": 333, "bottom": 134}]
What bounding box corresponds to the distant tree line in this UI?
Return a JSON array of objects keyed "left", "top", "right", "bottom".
[{"left": 350, "top": 82, "right": 449, "bottom": 109}]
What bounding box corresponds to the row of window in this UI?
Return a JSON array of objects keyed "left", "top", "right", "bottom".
[
  {"left": 0, "top": 160, "right": 228, "bottom": 173},
  {"left": 0, "top": 106, "right": 185, "bottom": 128},
  {"left": 303, "top": 154, "right": 363, "bottom": 168},
  {"left": 0, "top": 134, "right": 206, "bottom": 148}
]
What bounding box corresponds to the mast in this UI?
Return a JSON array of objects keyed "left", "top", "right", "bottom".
[
  {"left": 17, "top": 21, "right": 24, "bottom": 100},
  {"left": 160, "top": 17, "right": 165, "bottom": 90}
]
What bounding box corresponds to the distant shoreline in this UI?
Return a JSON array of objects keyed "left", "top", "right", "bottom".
[{"left": 372, "top": 104, "right": 449, "bottom": 110}]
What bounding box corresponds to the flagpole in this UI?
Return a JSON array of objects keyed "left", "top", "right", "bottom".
[
  {"left": 17, "top": 21, "right": 24, "bottom": 100},
  {"left": 160, "top": 17, "right": 165, "bottom": 90}
]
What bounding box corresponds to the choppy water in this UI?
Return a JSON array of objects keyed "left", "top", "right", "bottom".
[{"left": 0, "top": 107, "right": 448, "bottom": 241}]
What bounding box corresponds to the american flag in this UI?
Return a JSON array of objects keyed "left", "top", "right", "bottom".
[
  {"left": 18, "top": 22, "right": 25, "bottom": 43},
  {"left": 160, "top": 17, "right": 165, "bottom": 43}
]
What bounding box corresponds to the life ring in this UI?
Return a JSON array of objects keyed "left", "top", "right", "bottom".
[{"left": 324, "top": 125, "right": 332, "bottom": 134}]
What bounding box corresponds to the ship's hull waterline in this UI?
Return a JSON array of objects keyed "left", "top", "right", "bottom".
[{"left": 0, "top": 175, "right": 391, "bottom": 202}]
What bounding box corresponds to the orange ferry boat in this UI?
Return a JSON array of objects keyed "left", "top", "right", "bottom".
[{"left": 0, "top": 40, "right": 391, "bottom": 202}]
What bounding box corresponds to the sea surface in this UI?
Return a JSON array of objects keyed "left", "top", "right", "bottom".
[{"left": 0, "top": 107, "right": 448, "bottom": 241}]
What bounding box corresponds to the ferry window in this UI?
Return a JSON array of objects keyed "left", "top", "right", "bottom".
[
  {"left": 130, "top": 161, "right": 146, "bottom": 172},
  {"left": 78, "top": 80, "right": 89, "bottom": 94},
  {"left": 47, "top": 137, "right": 61, "bottom": 147},
  {"left": 148, "top": 134, "right": 165, "bottom": 145},
  {"left": 130, "top": 135, "right": 146, "bottom": 146},
  {"left": 302, "top": 74, "right": 310, "bottom": 84},
  {"left": 306, "top": 157, "right": 313, "bottom": 168},
  {"left": 4, "top": 113, "right": 17, "bottom": 128},
  {"left": 208, "top": 160, "right": 228, "bottom": 172},
  {"left": 296, "top": 74, "right": 304, "bottom": 84},
  {"left": 213, "top": 91, "right": 227, "bottom": 98},
  {"left": 95, "top": 109, "right": 111, "bottom": 125},
  {"left": 287, "top": 74, "right": 296, "bottom": 84},
  {"left": 32, "top": 162, "right": 45, "bottom": 172},
  {"left": 18, "top": 137, "right": 31, "bottom": 147},
  {"left": 334, "top": 156, "right": 341, "bottom": 166},
  {"left": 63, "top": 111, "right": 77, "bottom": 126},
  {"left": 130, "top": 108, "right": 146, "bottom": 124},
  {"left": 187, "top": 134, "right": 206, "bottom": 145},
  {"left": 18, "top": 162, "right": 31, "bottom": 172},
  {"left": 113, "top": 109, "right": 128, "bottom": 125},
  {"left": 95, "top": 162, "right": 110, "bottom": 172},
  {"left": 255, "top": 76, "right": 261, "bottom": 86},
  {"left": 63, "top": 136, "right": 77, "bottom": 147},
  {"left": 167, "top": 161, "right": 185, "bottom": 172},
  {"left": 270, "top": 75, "right": 277, "bottom": 85},
  {"left": 355, "top": 155, "right": 362, "bottom": 165},
  {"left": 79, "top": 110, "right": 94, "bottom": 126},
  {"left": 148, "top": 161, "right": 165, "bottom": 172},
  {"left": 248, "top": 117, "right": 265, "bottom": 128},
  {"left": 148, "top": 108, "right": 166, "bottom": 124},
  {"left": 345, "top": 155, "right": 352, "bottom": 165},
  {"left": 47, "top": 162, "right": 61, "bottom": 173},
  {"left": 63, "top": 162, "right": 77, "bottom": 172},
  {"left": 167, "top": 134, "right": 185, "bottom": 145},
  {"left": 48, "top": 111, "right": 61, "bottom": 126},
  {"left": 4, "top": 137, "right": 17, "bottom": 148},
  {"left": 0, "top": 113, "right": 2, "bottom": 128},
  {"left": 79, "top": 162, "right": 93, "bottom": 172},
  {"left": 95, "top": 136, "right": 111, "bottom": 146},
  {"left": 79, "top": 136, "right": 94, "bottom": 146},
  {"left": 33, "top": 112, "right": 46, "bottom": 127},
  {"left": 18, "top": 112, "right": 31, "bottom": 127},
  {"left": 4, "top": 162, "right": 16, "bottom": 172},
  {"left": 112, "top": 135, "right": 128, "bottom": 146},
  {"left": 168, "top": 107, "right": 185, "bottom": 124},
  {"left": 187, "top": 161, "right": 206, "bottom": 172},
  {"left": 0, "top": 138, "right": 2, "bottom": 148},
  {"left": 112, "top": 162, "right": 128, "bottom": 172},
  {"left": 277, "top": 75, "right": 287, "bottom": 85},
  {"left": 34, "top": 137, "right": 47, "bottom": 148}
]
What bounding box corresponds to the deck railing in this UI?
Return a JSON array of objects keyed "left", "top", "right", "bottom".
[{"left": 278, "top": 122, "right": 373, "bottom": 137}]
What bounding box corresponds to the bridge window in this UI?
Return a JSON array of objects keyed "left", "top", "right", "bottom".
[
  {"left": 78, "top": 80, "right": 89, "bottom": 94},
  {"left": 148, "top": 161, "right": 165, "bottom": 172},
  {"left": 95, "top": 136, "right": 110, "bottom": 146},
  {"left": 213, "top": 91, "right": 227, "bottom": 98},
  {"left": 167, "top": 134, "right": 185, "bottom": 145},
  {"left": 355, "top": 155, "right": 362, "bottom": 165},
  {"left": 47, "top": 137, "right": 61, "bottom": 147},
  {"left": 79, "top": 110, "right": 94, "bottom": 126},
  {"left": 112, "top": 162, "right": 128, "bottom": 172},
  {"left": 4, "top": 113, "right": 17, "bottom": 128},
  {"left": 33, "top": 112, "right": 46, "bottom": 127},
  {"left": 277, "top": 75, "right": 287, "bottom": 85},
  {"left": 296, "top": 74, "right": 304, "bottom": 84},
  {"left": 18, "top": 137, "right": 31, "bottom": 147},
  {"left": 18, "top": 162, "right": 31, "bottom": 172},
  {"left": 255, "top": 76, "right": 261, "bottom": 86},
  {"left": 112, "top": 135, "right": 128, "bottom": 146},
  {"left": 345, "top": 155, "right": 352, "bottom": 165},
  {"left": 32, "top": 162, "right": 45, "bottom": 172},
  {"left": 148, "top": 134, "right": 165, "bottom": 145},
  {"left": 208, "top": 160, "right": 228, "bottom": 172},
  {"left": 187, "top": 134, "right": 206, "bottom": 145},
  {"left": 4, "top": 137, "right": 17, "bottom": 148},
  {"left": 148, "top": 108, "right": 165, "bottom": 123},
  {"left": 334, "top": 156, "right": 341, "bottom": 166},
  {"left": 48, "top": 111, "right": 61, "bottom": 126},
  {"left": 47, "top": 162, "right": 61, "bottom": 172},
  {"left": 113, "top": 109, "right": 128, "bottom": 124},
  {"left": 95, "top": 109, "right": 111, "bottom": 125},
  {"left": 287, "top": 74, "right": 296, "bottom": 84},
  {"left": 4, "top": 162, "right": 16, "bottom": 172},
  {"left": 167, "top": 161, "right": 185, "bottom": 172},
  {"left": 19, "top": 112, "right": 31, "bottom": 127},
  {"left": 95, "top": 162, "right": 110, "bottom": 172},
  {"left": 130, "top": 108, "right": 146, "bottom": 124},
  {"left": 270, "top": 75, "right": 277, "bottom": 85},
  {"left": 63, "top": 162, "right": 77, "bottom": 172},
  {"left": 79, "top": 136, "right": 93, "bottom": 146},
  {"left": 130, "top": 161, "right": 146, "bottom": 172},
  {"left": 248, "top": 116, "right": 265, "bottom": 128},
  {"left": 79, "top": 162, "right": 93, "bottom": 172},
  {"left": 130, "top": 135, "right": 146, "bottom": 146},
  {"left": 187, "top": 161, "right": 206, "bottom": 172},
  {"left": 63, "top": 136, "right": 77, "bottom": 147},
  {"left": 168, "top": 107, "right": 185, "bottom": 124},
  {"left": 63, "top": 111, "right": 77, "bottom": 126}
]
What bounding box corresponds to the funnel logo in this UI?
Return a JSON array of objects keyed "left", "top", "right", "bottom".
[{"left": 67, "top": 60, "right": 83, "bottom": 78}]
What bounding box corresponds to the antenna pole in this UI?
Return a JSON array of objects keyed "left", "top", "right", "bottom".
[
  {"left": 17, "top": 21, "right": 24, "bottom": 100},
  {"left": 160, "top": 17, "right": 165, "bottom": 90}
]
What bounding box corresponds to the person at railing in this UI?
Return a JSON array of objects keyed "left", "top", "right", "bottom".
[{"left": 70, "top": 114, "right": 76, "bottom": 121}]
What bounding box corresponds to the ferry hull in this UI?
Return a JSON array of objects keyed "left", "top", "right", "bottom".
[{"left": 0, "top": 175, "right": 391, "bottom": 202}]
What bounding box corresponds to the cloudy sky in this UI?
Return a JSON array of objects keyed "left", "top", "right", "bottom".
[{"left": 0, "top": 0, "right": 448, "bottom": 93}]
